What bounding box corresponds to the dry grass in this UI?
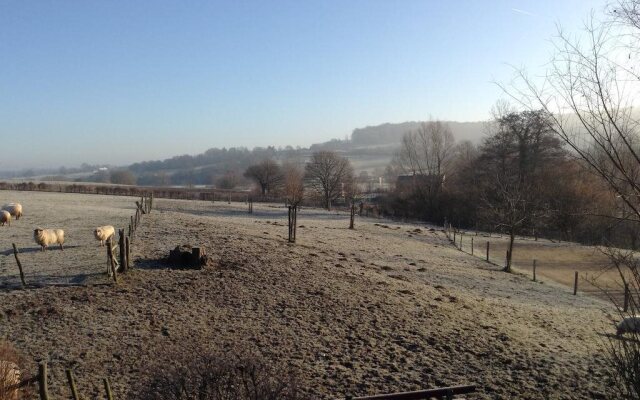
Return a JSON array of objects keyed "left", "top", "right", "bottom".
[
  {"left": 454, "top": 231, "right": 626, "bottom": 299},
  {"left": 0, "top": 191, "right": 619, "bottom": 399}
]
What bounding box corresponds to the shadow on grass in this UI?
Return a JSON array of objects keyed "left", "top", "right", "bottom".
[{"left": 0, "top": 245, "right": 82, "bottom": 256}]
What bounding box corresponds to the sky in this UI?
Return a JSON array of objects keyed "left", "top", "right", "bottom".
[{"left": 0, "top": 0, "right": 606, "bottom": 169}]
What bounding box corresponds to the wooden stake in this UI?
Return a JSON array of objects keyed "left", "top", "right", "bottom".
[
  {"left": 533, "top": 259, "right": 537, "bottom": 282},
  {"left": 349, "top": 202, "right": 355, "bottom": 229},
  {"left": 118, "top": 229, "right": 125, "bottom": 272},
  {"left": 293, "top": 205, "right": 297, "bottom": 241},
  {"left": 573, "top": 271, "right": 578, "bottom": 295},
  {"left": 38, "top": 362, "right": 49, "bottom": 400},
  {"left": 288, "top": 206, "right": 293, "bottom": 243},
  {"left": 11, "top": 243, "right": 26, "bottom": 288},
  {"left": 192, "top": 247, "right": 201, "bottom": 268},
  {"left": 486, "top": 242, "right": 490, "bottom": 262},
  {"left": 125, "top": 236, "right": 131, "bottom": 270},
  {"left": 66, "top": 369, "right": 80, "bottom": 400},
  {"left": 471, "top": 237, "right": 474, "bottom": 255},
  {"left": 107, "top": 238, "right": 117, "bottom": 283}
]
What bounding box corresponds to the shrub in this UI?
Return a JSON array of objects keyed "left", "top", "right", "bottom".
[{"left": 136, "top": 349, "right": 300, "bottom": 400}]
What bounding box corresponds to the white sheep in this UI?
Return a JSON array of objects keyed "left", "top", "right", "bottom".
[
  {"left": 616, "top": 315, "right": 640, "bottom": 336},
  {"left": 1, "top": 203, "right": 22, "bottom": 220},
  {"left": 0, "top": 211, "right": 10, "bottom": 226},
  {"left": 94, "top": 225, "right": 115, "bottom": 246},
  {"left": 33, "top": 228, "right": 65, "bottom": 251},
  {"left": 0, "top": 360, "right": 21, "bottom": 400}
]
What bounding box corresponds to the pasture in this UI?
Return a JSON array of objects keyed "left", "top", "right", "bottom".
[
  {"left": 453, "top": 231, "right": 625, "bottom": 301},
  {"left": 0, "top": 192, "right": 135, "bottom": 289},
  {"left": 0, "top": 190, "right": 617, "bottom": 399}
]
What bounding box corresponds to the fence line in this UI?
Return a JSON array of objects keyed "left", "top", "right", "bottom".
[
  {"left": 8, "top": 193, "right": 153, "bottom": 289},
  {"left": 442, "top": 223, "right": 617, "bottom": 299}
]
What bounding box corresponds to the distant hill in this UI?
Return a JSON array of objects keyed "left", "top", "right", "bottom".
[
  {"left": 0, "top": 120, "right": 487, "bottom": 183},
  {"left": 351, "top": 120, "right": 486, "bottom": 147},
  {"left": 307, "top": 120, "right": 487, "bottom": 173}
]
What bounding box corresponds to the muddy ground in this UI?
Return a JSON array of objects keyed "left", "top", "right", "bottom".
[{"left": 0, "top": 191, "right": 618, "bottom": 399}]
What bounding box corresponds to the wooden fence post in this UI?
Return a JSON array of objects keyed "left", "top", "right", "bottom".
[
  {"left": 125, "top": 236, "right": 131, "bottom": 270},
  {"left": 288, "top": 206, "right": 293, "bottom": 243},
  {"left": 293, "top": 205, "right": 297, "bottom": 241},
  {"left": 471, "top": 237, "right": 474, "bottom": 255},
  {"left": 118, "top": 229, "right": 125, "bottom": 272},
  {"left": 11, "top": 243, "right": 26, "bottom": 288},
  {"left": 533, "top": 259, "right": 537, "bottom": 282},
  {"left": 624, "top": 283, "right": 630, "bottom": 312},
  {"left": 486, "top": 242, "right": 490, "bottom": 262},
  {"left": 107, "top": 238, "right": 117, "bottom": 283},
  {"left": 38, "top": 362, "right": 49, "bottom": 400},
  {"left": 573, "top": 271, "right": 578, "bottom": 295},
  {"left": 66, "top": 369, "right": 80, "bottom": 400},
  {"left": 349, "top": 203, "right": 355, "bottom": 229}
]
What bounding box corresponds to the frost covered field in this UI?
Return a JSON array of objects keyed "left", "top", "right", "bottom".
[{"left": 0, "top": 191, "right": 616, "bottom": 399}]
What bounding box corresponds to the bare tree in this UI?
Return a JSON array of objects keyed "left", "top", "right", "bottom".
[
  {"left": 504, "top": 1, "right": 640, "bottom": 396},
  {"left": 244, "top": 159, "right": 283, "bottom": 196},
  {"left": 110, "top": 170, "right": 137, "bottom": 185},
  {"left": 388, "top": 120, "right": 456, "bottom": 221},
  {"left": 216, "top": 171, "right": 240, "bottom": 189},
  {"left": 282, "top": 163, "right": 305, "bottom": 207},
  {"left": 304, "top": 151, "right": 353, "bottom": 210},
  {"left": 477, "top": 108, "right": 560, "bottom": 271},
  {"left": 392, "top": 120, "right": 456, "bottom": 177},
  {"left": 283, "top": 163, "right": 305, "bottom": 243}
]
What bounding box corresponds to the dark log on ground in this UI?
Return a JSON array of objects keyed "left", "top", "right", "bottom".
[{"left": 167, "top": 245, "right": 209, "bottom": 269}]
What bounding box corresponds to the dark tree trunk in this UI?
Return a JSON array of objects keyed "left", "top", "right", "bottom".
[{"left": 505, "top": 230, "right": 515, "bottom": 272}]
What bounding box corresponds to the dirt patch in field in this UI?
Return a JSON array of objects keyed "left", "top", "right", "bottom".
[{"left": 0, "top": 192, "right": 617, "bottom": 399}]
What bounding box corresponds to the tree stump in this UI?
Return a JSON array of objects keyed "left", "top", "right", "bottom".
[{"left": 168, "top": 245, "right": 208, "bottom": 269}]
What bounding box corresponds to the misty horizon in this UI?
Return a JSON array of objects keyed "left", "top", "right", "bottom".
[{"left": 1, "top": 0, "right": 605, "bottom": 169}]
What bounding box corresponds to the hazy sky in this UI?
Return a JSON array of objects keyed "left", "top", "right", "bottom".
[{"left": 0, "top": 0, "right": 605, "bottom": 169}]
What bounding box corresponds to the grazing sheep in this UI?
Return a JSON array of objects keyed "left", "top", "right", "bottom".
[
  {"left": 33, "top": 228, "right": 65, "bottom": 251},
  {"left": 0, "top": 360, "right": 20, "bottom": 400},
  {"left": 1, "top": 203, "right": 22, "bottom": 220},
  {"left": 94, "top": 225, "right": 115, "bottom": 246},
  {"left": 616, "top": 315, "right": 640, "bottom": 336},
  {"left": 0, "top": 211, "right": 10, "bottom": 226}
]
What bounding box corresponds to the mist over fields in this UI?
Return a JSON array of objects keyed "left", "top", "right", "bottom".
[{"left": 0, "top": 120, "right": 486, "bottom": 185}]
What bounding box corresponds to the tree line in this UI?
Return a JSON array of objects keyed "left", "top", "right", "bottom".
[
  {"left": 379, "top": 111, "right": 628, "bottom": 254},
  {"left": 243, "top": 151, "right": 357, "bottom": 211}
]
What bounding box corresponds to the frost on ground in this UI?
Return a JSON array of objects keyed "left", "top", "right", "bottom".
[{"left": 0, "top": 191, "right": 616, "bottom": 399}]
